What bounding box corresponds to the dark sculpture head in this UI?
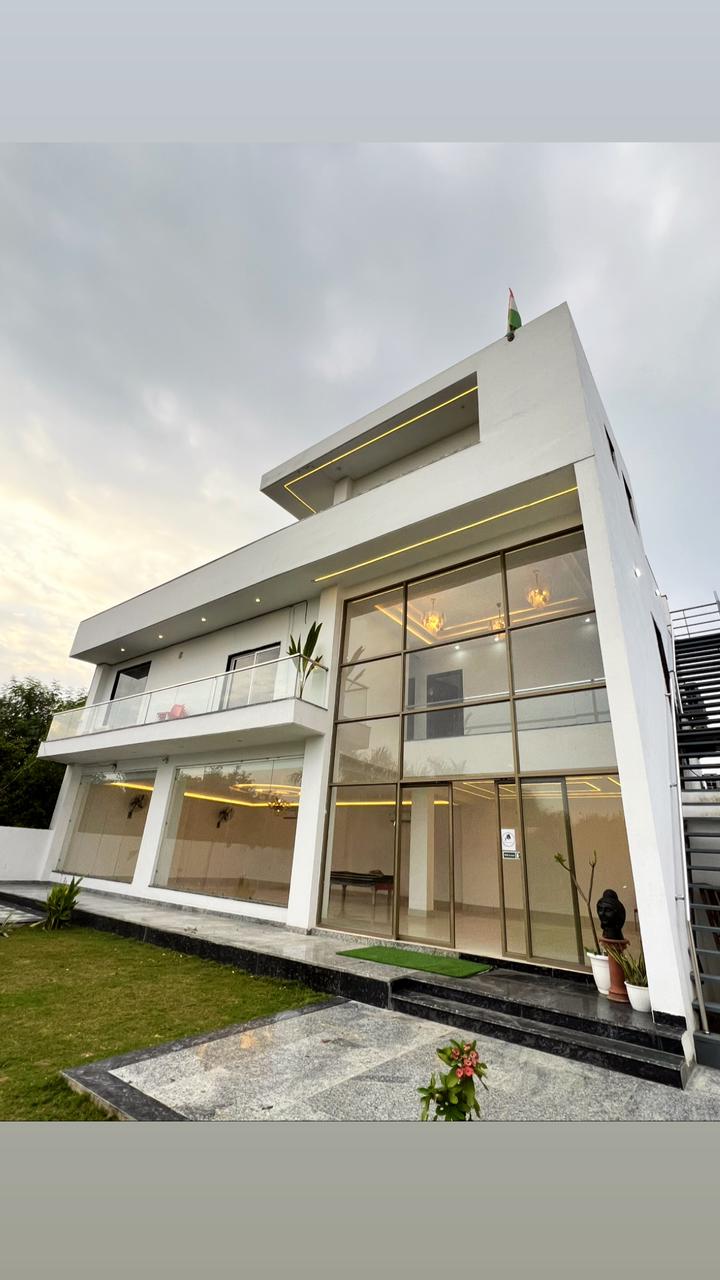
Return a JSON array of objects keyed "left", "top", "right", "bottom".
[{"left": 596, "top": 889, "right": 626, "bottom": 940}]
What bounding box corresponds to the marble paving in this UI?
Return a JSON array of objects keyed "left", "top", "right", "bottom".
[
  {"left": 0, "top": 882, "right": 427, "bottom": 986},
  {"left": 66, "top": 1000, "right": 720, "bottom": 1122},
  {"left": 0, "top": 901, "right": 42, "bottom": 927}
]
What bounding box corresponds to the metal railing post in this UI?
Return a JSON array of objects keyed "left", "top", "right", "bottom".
[{"left": 668, "top": 613, "right": 710, "bottom": 1035}]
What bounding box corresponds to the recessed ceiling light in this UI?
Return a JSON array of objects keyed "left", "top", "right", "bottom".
[
  {"left": 255, "top": 597, "right": 261, "bottom": 604},
  {"left": 158, "top": 634, "right": 164, "bottom": 639},
  {"left": 584, "top": 617, "right": 591, "bottom": 623},
  {"left": 201, "top": 617, "right": 207, "bottom": 623},
  {"left": 633, "top": 567, "right": 642, "bottom": 579},
  {"left": 120, "top": 647, "right": 126, "bottom": 653}
]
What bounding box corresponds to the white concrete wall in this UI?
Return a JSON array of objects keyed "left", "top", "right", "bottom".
[
  {"left": 353, "top": 422, "right": 479, "bottom": 498},
  {"left": 570, "top": 314, "right": 693, "bottom": 1021},
  {"left": 0, "top": 827, "right": 52, "bottom": 881},
  {"left": 92, "top": 599, "right": 321, "bottom": 705}
]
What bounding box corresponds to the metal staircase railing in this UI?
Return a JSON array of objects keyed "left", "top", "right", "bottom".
[
  {"left": 668, "top": 621, "right": 710, "bottom": 1035},
  {"left": 670, "top": 594, "right": 720, "bottom": 641},
  {"left": 669, "top": 593, "right": 720, "bottom": 1038}
]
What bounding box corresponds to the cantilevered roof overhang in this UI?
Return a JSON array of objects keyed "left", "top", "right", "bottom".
[
  {"left": 71, "top": 305, "right": 592, "bottom": 668},
  {"left": 70, "top": 459, "right": 582, "bottom": 667},
  {"left": 261, "top": 359, "right": 481, "bottom": 517}
]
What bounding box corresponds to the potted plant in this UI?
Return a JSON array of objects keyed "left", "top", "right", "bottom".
[
  {"left": 554, "top": 849, "right": 609, "bottom": 995},
  {"left": 288, "top": 622, "right": 323, "bottom": 699},
  {"left": 605, "top": 947, "right": 650, "bottom": 1013}
]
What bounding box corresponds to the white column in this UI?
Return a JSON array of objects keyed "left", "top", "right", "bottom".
[
  {"left": 576, "top": 458, "right": 693, "bottom": 1021},
  {"left": 42, "top": 765, "right": 83, "bottom": 878},
  {"left": 285, "top": 585, "right": 341, "bottom": 930},
  {"left": 408, "top": 789, "right": 435, "bottom": 914},
  {"left": 131, "top": 762, "right": 176, "bottom": 892},
  {"left": 286, "top": 735, "right": 330, "bottom": 929}
]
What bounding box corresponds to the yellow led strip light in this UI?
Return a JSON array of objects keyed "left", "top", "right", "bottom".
[
  {"left": 284, "top": 386, "right": 479, "bottom": 515},
  {"left": 314, "top": 486, "right": 579, "bottom": 582}
]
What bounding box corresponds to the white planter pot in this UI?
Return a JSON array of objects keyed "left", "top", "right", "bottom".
[
  {"left": 587, "top": 951, "right": 610, "bottom": 996},
  {"left": 625, "top": 982, "right": 651, "bottom": 1014}
]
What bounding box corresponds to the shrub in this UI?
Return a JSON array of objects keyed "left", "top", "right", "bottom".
[
  {"left": 418, "top": 1038, "right": 489, "bottom": 1121},
  {"left": 1, "top": 910, "right": 19, "bottom": 938},
  {"left": 605, "top": 946, "right": 648, "bottom": 987},
  {"left": 36, "top": 877, "right": 83, "bottom": 931}
]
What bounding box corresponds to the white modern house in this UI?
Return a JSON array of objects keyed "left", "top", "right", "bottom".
[{"left": 27, "top": 303, "right": 704, "bottom": 1034}]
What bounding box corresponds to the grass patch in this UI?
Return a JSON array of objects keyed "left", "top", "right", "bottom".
[
  {"left": 338, "top": 945, "right": 491, "bottom": 978},
  {"left": 0, "top": 925, "right": 325, "bottom": 1121}
]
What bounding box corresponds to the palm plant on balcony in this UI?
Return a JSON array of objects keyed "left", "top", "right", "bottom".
[{"left": 288, "top": 622, "right": 323, "bottom": 699}]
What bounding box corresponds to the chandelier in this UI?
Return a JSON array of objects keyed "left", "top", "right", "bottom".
[
  {"left": 527, "top": 570, "right": 551, "bottom": 610},
  {"left": 421, "top": 598, "right": 445, "bottom": 636},
  {"left": 490, "top": 603, "right": 505, "bottom": 633},
  {"left": 267, "top": 793, "right": 289, "bottom": 815}
]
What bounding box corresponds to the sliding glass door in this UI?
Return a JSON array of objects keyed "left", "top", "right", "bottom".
[{"left": 397, "top": 784, "right": 452, "bottom": 946}]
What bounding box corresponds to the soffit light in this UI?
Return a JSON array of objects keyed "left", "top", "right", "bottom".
[
  {"left": 313, "top": 486, "right": 579, "bottom": 582},
  {"left": 527, "top": 570, "right": 551, "bottom": 610},
  {"left": 421, "top": 598, "right": 445, "bottom": 636}
]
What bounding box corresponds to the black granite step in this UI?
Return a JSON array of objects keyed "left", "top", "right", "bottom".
[
  {"left": 390, "top": 974, "right": 685, "bottom": 1056},
  {"left": 391, "top": 990, "right": 690, "bottom": 1088}
]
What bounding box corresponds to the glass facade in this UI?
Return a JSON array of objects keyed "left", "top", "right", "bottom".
[
  {"left": 153, "top": 755, "right": 303, "bottom": 907},
  {"left": 58, "top": 770, "right": 156, "bottom": 883},
  {"left": 320, "top": 529, "right": 637, "bottom": 966}
]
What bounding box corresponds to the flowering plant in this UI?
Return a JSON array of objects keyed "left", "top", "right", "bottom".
[{"left": 418, "top": 1038, "right": 489, "bottom": 1121}]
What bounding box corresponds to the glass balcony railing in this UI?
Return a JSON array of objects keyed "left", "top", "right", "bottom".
[{"left": 45, "top": 655, "right": 328, "bottom": 743}]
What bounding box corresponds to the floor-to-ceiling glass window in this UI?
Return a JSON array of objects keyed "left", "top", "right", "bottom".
[
  {"left": 153, "top": 755, "right": 303, "bottom": 907},
  {"left": 397, "top": 784, "right": 452, "bottom": 945},
  {"left": 319, "top": 529, "right": 638, "bottom": 968},
  {"left": 58, "top": 770, "right": 156, "bottom": 882},
  {"left": 453, "top": 780, "right": 502, "bottom": 955}
]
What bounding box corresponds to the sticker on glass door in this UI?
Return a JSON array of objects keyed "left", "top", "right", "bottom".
[{"left": 501, "top": 828, "right": 519, "bottom": 859}]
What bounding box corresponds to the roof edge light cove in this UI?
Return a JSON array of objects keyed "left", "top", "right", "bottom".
[
  {"left": 282, "top": 384, "right": 479, "bottom": 515},
  {"left": 313, "top": 485, "right": 579, "bottom": 582}
]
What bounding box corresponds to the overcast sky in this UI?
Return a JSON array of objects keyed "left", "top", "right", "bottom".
[{"left": 0, "top": 143, "right": 718, "bottom": 691}]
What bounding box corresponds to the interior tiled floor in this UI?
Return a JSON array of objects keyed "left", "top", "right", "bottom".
[{"left": 78, "top": 1001, "right": 720, "bottom": 1122}]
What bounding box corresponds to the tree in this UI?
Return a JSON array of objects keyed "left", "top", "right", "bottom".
[{"left": 0, "top": 678, "right": 87, "bottom": 828}]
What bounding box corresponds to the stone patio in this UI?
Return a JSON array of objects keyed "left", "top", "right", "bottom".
[{"left": 63, "top": 999, "right": 720, "bottom": 1122}]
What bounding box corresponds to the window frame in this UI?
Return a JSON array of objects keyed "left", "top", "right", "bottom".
[
  {"left": 110, "top": 662, "right": 151, "bottom": 701},
  {"left": 225, "top": 642, "right": 282, "bottom": 674},
  {"left": 319, "top": 524, "right": 618, "bottom": 938}
]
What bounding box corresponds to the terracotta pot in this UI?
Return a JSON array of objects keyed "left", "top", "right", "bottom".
[{"left": 602, "top": 937, "right": 629, "bottom": 1003}]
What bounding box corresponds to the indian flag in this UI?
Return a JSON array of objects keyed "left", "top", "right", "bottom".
[{"left": 508, "top": 288, "right": 521, "bottom": 333}]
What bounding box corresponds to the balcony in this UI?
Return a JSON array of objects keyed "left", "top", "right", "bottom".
[{"left": 39, "top": 655, "right": 329, "bottom": 764}]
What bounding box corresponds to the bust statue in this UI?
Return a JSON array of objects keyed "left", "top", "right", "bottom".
[{"left": 596, "top": 889, "right": 626, "bottom": 940}]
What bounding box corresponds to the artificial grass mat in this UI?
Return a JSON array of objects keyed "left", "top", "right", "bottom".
[{"left": 338, "top": 945, "right": 491, "bottom": 977}]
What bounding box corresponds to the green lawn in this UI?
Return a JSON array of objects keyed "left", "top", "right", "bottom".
[{"left": 0, "top": 925, "right": 325, "bottom": 1121}]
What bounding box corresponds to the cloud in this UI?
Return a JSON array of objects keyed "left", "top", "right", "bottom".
[{"left": 0, "top": 143, "right": 718, "bottom": 686}]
